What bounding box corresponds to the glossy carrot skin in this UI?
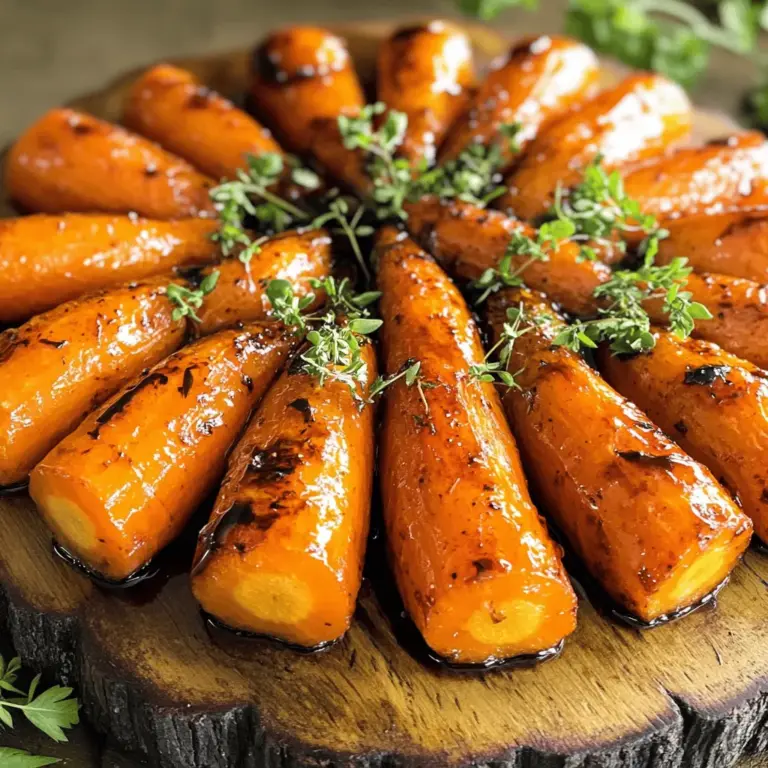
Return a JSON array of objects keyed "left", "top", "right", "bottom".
[
  {"left": 6, "top": 109, "right": 216, "bottom": 219},
  {"left": 499, "top": 73, "right": 692, "bottom": 220},
  {"left": 250, "top": 27, "right": 364, "bottom": 154},
  {"left": 488, "top": 288, "right": 752, "bottom": 622},
  {"left": 378, "top": 21, "right": 474, "bottom": 168},
  {"left": 0, "top": 214, "right": 219, "bottom": 324},
  {"left": 30, "top": 323, "right": 295, "bottom": 582},
  {"left": 659, "top": 209, "right": 768, "bottom": 282},
  {"left": 645, "top": 272, "right": 768, "bottom": 369},
  {"left": 191, "top": 344, "right": 376, "bottom": 647},
  {"left": 195, "top": 229, "right": 332, "bottom": 336},
  {"left": 622, "top": 133, "right": 768, "bottom": 222},
  {"left": 600, "top": 330, "right": 768, "bottom": 542},
  {"left": 439, "top": 35, "right": 599, "bottom": 169},
  {"left": 376, "top": 228, "right": 577, "bottom": 665},
  {"left": 404, "top": 196, "right": 610, "bottom": 315},
  {"left": 124, "top": 63, "right": 283, "bottom": 181},
  {"left": 0, "top": 279, "right": 185, "bottom": 486}
]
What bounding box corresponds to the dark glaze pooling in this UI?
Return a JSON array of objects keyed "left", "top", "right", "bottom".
[
  {"left": 88, "top": 373, "right": 169, "bottom": 439},
  {"left": 684, "top": 365, "right": 732, "bottom": 386},
  {"left": 52, "top": 541, "right": 159, "bottom": 588},
  {"left": 0, "top": 480, "right": 29, "bottom": 495}
]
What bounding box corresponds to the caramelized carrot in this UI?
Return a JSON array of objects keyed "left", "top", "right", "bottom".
[
  {"left": 29, "top": 323, "right": 295, "bottom": 582},
  {"left": 195, "top": 229, "right": 332, "bottom": 336},
  {"left": 499, "top": 74, "right": 692, "bottom": 220},
  {"left": 250, "top": 27, "right": 364, "bottom": 154},
  {"left": 622, "top": 133, "right": 768, "bottom": 222},
  {"left": 600, "top": 329, "right": 768, "bottom": 542},
  {"left": 0, "top": 278, "right": 185, "bottom": 486},
  {"left": 124, "top": 63, "right": 283, "bottom": 180},
  {"left": 5, "top": 109, "right": 216, "bottom": 218},
  {"left": 404, "top": 196, "right": 610, "bottom": 315},
  {"left": 439, "top": 35, "right": 599, "bottom": 168},
  {"left": 488, "top": 288, "right": 752, "bottom": 622},
  {"left": 376, "top": 228, "right": 577, "bottom": 665},
  {"left": 0, "top": 214, "right": 219, "bottom": 324},
  {"left": 191, "top": 343, "right": 376, "bottom": 647},
  {"left": 377, "top": 21, "right": 474, "bottom": 167},
  {"left": 658, "top": 209, "right": 768, "bottom": 282},
  {"left": 645, "top": 272, "right": 768, "bottom": 369}
]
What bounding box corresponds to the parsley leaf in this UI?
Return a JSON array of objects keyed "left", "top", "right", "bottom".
[{"left": 0, "top": 748, "right": 60, "bottom": 768}]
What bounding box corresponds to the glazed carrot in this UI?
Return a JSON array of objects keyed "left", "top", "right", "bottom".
[
  {"left": 0, "top": 278, "right": 185, "bottom": 486},
  {"left": 29, "top": 323, "right": 296, "bottom": 582},
  {"left": 499, "top": 73, "right": 692, "bottom": 220},
  {"left": 439, "top": 35, "right": 599, "bottom": 168},
  {"left": 250, "top": 27, "right": 364, "bottom": 154},
  {"left": 600, "top": 329, "right": 768, "bottom": 542},
  {"left": 195, "top": 229, "right": 332, "bottom": 336},
  {"left": 404, "top": 196, "right": 610, "bottom": 315},
  {"left": 5, "top": 108, "right": 216, "bottom": 218},
  {"left": 645, "top": 272, "right": 768, "bottom": 369},
  {"left": 621, "top": 132, "right": 768, "bottom": 222},
  {"left": 191, "top": 343, "right": 376, "bottom": 647},
  {"left": 0, "top": 214, "right": 219, "bottom": 324},
  {"left": 376, "top": 228, "right": 577, "bottom": 665},
  {"left": 377, "top": 21, "right": 474, "bottom": 167},
  {"left": 124, "top": 63, "right": 284, "bottom": 180},
  {"left": 658, "top": 209, "right": 768, "bottom": 282},
  {"left": 488, "top": 288, "right": 752, "bottom": 622}
]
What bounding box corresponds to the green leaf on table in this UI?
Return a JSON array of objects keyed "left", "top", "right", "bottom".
[{"left": 0, "top": 747, "right": 60, "bottom": 767}]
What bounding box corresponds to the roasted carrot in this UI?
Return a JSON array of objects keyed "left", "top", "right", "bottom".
[
  {"left": 376, "top": 228, "right": 577, "bottom": 665},
  {"left": 499, "top": 73, "right": 692, "bottom": 220},
  {"left": 195, "top": 229, "right": 332, "bottom": 336},
  {"left": 0, "top": 214, "right": 219, "bottom": 324},
  {"left": 404, "top": 196, "right": 610, "bottom": 316},
  {"left": 5, "top": 108, "right": 216, "bottom": 218},
  {"left": 377, "top": 21, "right": 474, "bottom": 168},
  {"left": 488, "top": 287, "right": 752, "bottom": 622},
  {"left": 645, "top": 272, "right": 768, "bottom": 369},
  {"left": 658, "top": 209, "right": 768, "bottom": 282},
  {"left": 599, "top": 329, "right": 768, "bottom": 542},
  {"left": 250, "top": 27, "right": 364, "bottom": 154},
  {"left": 0, "top": 278, "right": 185, "bottom": 486},
  {"left": 124, "top": 63, "right": 284, "bottom": 181},
  {"left": 439, "top": 35, "right": 599, "bottom": 169},
  {"left": 29, "top": 323, "right": 295, "bottom": 582},
  {"left": 191, "top": 343, "right": 376, "bottom": 646}
]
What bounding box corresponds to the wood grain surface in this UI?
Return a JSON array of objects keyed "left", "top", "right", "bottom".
[{"left": 1, "top": 18, "right": 768, "bottom": 768}]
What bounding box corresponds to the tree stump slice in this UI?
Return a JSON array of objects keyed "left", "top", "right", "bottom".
[{"left": 1, "top": 18, "right": 766, "bottom": 768}]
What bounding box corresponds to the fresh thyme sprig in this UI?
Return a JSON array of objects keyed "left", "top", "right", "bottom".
[
  {"left": 167, "top": 271, "right": 220, "bottom": 323},
  {"left": 0, "top": 654, "right": 79, "bottom": 750},
  {"left": 369, "top": 359, "right": 422, "bottom": 398},
  {"left": 470, "top": 303, "right": 533, "bottom": 387},
  {"left": 266, "top": 277, "right": 382, "bottom": 400},
  {"left": 471, "top": 219, "right": 576, "bottom": 304}
]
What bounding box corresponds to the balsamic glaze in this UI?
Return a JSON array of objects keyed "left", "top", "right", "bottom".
[
  {"left": 52, "top": 541, "right": 159, "bottom": 589},
  {"left": 0, "top": 479, "right": 29, "bottom": 496},
  {"left": 88, "top": 372, "right": 169, "bottom": 438}
]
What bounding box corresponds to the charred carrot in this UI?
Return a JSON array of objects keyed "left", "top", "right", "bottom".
[
  {"left": 404, "top": 196, "right": 610, "bottom": 316},
  {"left": 439, "top": 35, "right": 598, "bottom": 169},
  {"left": 499, "top": 73, "right": 692, "bottom": 220},
  {"left": 250, "top": 27, "right": 364, "bottom": 154},
  {"left": 195, "top": 229, "right": 332, "bottom": 336},
  {"left": 599, "top": 329, "right": 768, "bottom": 542},
  {"left": 5, "top": 108, "right": 216, "bottom": 218},
  {"left": 645, "top": 272, "right": 768, "bottom": 369},
  {"left": 376, "top": 227, "right": 577, "bottom": 665},
  {"left": 124, "top": 63, "right": 284, "bottom": 181},
  {"left": 0, "top": 214, "right": 219, "bottom": 324},
  {"left": 488, "top": 287, "right": 752, "bottom": 622},
  {"left": 0, "top": 278, "right": 185, "bottom": 486},
  {"left": 191, "top": 342, "right": 376, "bottom": 646},
  {"left": 29, "top": 323, "right": 296, "bottom": 582},
  {"left": 377, "top": 21, "right": 474, "bottom": 168}
]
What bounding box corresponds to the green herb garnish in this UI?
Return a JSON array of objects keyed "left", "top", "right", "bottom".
[
  {"left": 167, "top": 271, "right": 220, "bottom": 323},
  {"left": 0, "top": 747, "right": 61, "bottom": 767},
  {"left": 469, "top": 303, "right": 533, "bottom": 387}
]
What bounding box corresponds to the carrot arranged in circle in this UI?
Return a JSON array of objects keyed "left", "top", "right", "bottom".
[
  {"left": 0, "top": 278, "right": 185, "bottom": 486},
  {"left": 30, "top": 323, "right": 296, "bottom": 582},
  {"left": 5, "top": 108, "right": 216, "bottom": 218},
  {"left": 0, "top": 214, "right": 219, "bottom": 324},
  {"left": 376, "top": 227, "right": 577, "bottom": 665}
]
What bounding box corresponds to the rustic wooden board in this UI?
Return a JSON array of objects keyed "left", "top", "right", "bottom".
[{"left": 1, "top": 18, "right": 768, "bottom": 768}]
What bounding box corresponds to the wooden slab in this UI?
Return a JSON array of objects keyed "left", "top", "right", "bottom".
[{"left": 2, "top": 19, "right": 768, "bottom": 768}]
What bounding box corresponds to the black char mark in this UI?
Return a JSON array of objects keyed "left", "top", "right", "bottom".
[
  {"left": 684, "top": 365, "right": 731, "bottom": 386},
  {"left": 616, "top": 451, "right": 678, "bottom": 469},
  {"left": 179, "top": 366, "right": 195, "bottom": 397},
  {"left": 289, "top": 397, "right": 314, "bottom": 423},
  {"left": 247, "top": 439, "right": 301, "bottom": 483},
  {"left": 89, "top": 373, "right": 169, "bottom": 438}
]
